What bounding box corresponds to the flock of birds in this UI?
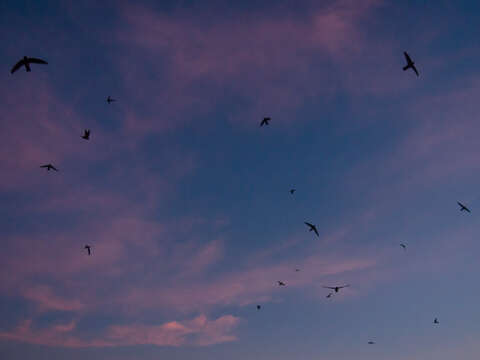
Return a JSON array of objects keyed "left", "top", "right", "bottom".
[{"left": 10, "top": 49, "right": 467, "bottom": 346}]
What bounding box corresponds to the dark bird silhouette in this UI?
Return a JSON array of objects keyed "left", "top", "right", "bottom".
[
  {"left": 400, "top": 243, "right": 407, "bottom": 250},
  {"left": 84, "top": 245, "right": 91, "bottom": 255},
  {"left": 323, "top": 285, "right": 349, "bottom": 293},
  {"left": 290, "top": 189, "right": 296, "bottom": 195},
  {"left": 11, "top": 56, "right": 48, "bottom": 74},
  {"left": 304, "top": 222, "right": 319, "bottom": 237},
  {"left": 277, "top": 281, "right": 286, "bottom": 286},
  {"left": 295, "top": 268, "right": 300, "bottom": 272},
  {"left": 81, "top": 129, "right": 90, "bottom": 140},
  {"left": 257, "top": 305, "right": 261, "bottom": 310},
  {"left": 368, "top": 341, "right": 375, "bottom": 345},
  {"left": 457, "top": 201, "right": 471, "bottom": 213},
  {"left": 260, "top": 117, "right": 271, "bottom": 127},
  {"left": 106, "top": 96, "right": 116, "bottom": 104},
  {"left": 434, "top": 318, "right": 439, "bottom": 324},
  {"left": 326, "top": 292, "right": 333, "bottom": 298},
  {"left": 403, "top": 51, "right": 419, "bottom": 76},
  {"left": 40, "top": 164, "right": 58, "bottom": 171}
]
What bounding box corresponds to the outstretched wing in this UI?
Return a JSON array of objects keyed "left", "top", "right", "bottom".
[
  {"left": 313, "top": 227, "right": 319, "bottom": 237},
  {"left": 304, "top": 222, "right": 313, "bottom": 227},
  {"left": 339, "top": 284, "right": 350, "bottom": 289},
  {"left": 11, "top": 59, "right": 25, "bottom": 74},
  {"left": 412, "top": 65, "right": 419, "bottom": 76},
  {"left": 404, "top": 51, "right": 412, "bottom": 64},
  {"left": 28, "top": 57, "right": 48, "bottom": 65},
  {"left": 51, "top": 166, "right": 58, "bottom": 171},
  {"left": 323, "top": 286, "right": 335, "bottom": 290}
]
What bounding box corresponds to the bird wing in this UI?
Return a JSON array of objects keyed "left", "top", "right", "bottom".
[
  {"left": 11, "top": 59, "right": 25, "bottom": 74},
  {"left": 412, "top": 65, "right": 419, "bottom": 76},
  {"left": 304, "top": 222, "right": 313, "bottom": 228},
  {"left": 313, "top": 227, "right": 319, "bottom": 236},
  {"left": 52, "top": 166, "right": 58, "bottom": 171},
  {"left": 28, "top": 57, "right": 48, "bottom": 65},
  {"left": 40, "top": 165, "right": 48, "bottom": 168},
  {"left": 404, "top": 51, "right": 412, "bottom": 64},
  {"left": 323, "top": 286, "right": 335, "bottom": 290},
  {"left": 339, "top": 285, "right": 350, "bottom": 289}
]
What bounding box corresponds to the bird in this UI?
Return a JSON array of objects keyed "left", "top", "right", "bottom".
[
  {"left": 11, "top": 56, "right": 48, "bottom": 74},
  {"left": 260, "top": 117, "right": 271, "bottom": 126},
  {"left": 106, "top": 96, "right": 116, "bottom": 104},
  {"left": 277, "top": 281, "right": 286, "bottom": 286},
  {"left": 304, "top": 222, "right": 319, "bottom": 237},
  {"left": 256, "top": 305, "right": 261, "bottom": 310},
  {"left": 457, "top": 201, "right": 471, "bottom": 213},
  {"left": 434, "top": 318, "right": 439, "bottom": 324},
  {"left": 400, "top": 243, "right": 407, "bottom": 250},
  {"left": 40, "top": 164, "right": 58, "bottom": 171},
  {"left": 290, "top": 189, "right": 296, "bottom": 195},
  {"left": 295, "top": 268, "right": 301, "bottom": 272},
  {"left": 81, "top": 129, "right": 90, "bottom": 140},
  {"left": 323, "top": 285, "right": 349, "bottom": 293},
  {"left": 403, "top": 51, "right": 419, "bottom": 76},
  {"left": 368, "top": 341, "right": 375, "bottom": 345},
  {"left": 84, "top": 245, "right": 91, "bottom": 255},
  {"left": 326, "top": 292, "right": 333, "bottom": 298}
]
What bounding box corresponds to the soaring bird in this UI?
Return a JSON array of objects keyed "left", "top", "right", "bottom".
[
  {"left": 40, "top": 164, "right": 58, "bottom": 171},
  {"left": 84, "top": 245, "right": 92, "bottom": 255},
  {"left": 434, "top": 318, "right": 439, "bottom": 324},
  {"left": 323, "top": 285, "right": 349, "bottom": 293},
  {"left": 400, "top": 243, "right": 407, "bottom": 250},
  {"left": 403, "top": 51, "right": 419, "bottom": 76},
  {"left": 257, "top": 305, "right": 261, "bottom": 310},
  {"left": 368, "top": 341, "right": 375, "bottom": 345},
  {"left": 260, "top": 117, "right": 271, "bottom": 126},
  {"left": 107, "top": 96, "right": 116, "bottom": 104},
  {"left": 277, "top": 281, "right": 286, "bottom": 286},
  {"left": 81, "top": 129, "right": 90, "bottom": 140},
  {"left": 326, "top": 292, "right": 333, "bottom": 298},
  {"left": 290, "top": 189, "right": 296, "bottom": 195},
  {"left": 304, "top": 222, "right": 319, "bottom": 237},
  {"left": 457, "top": 201, "right": 471, "bottom": 213},
  {"left": 295, "top": 268, "right": 300, "bottom": 272},
  {"left": 11, "top": 56, "right": 48, "bottom": 74}
]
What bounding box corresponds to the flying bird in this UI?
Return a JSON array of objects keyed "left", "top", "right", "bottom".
[
  {"left": 257, "top": 305, "right": 261, "bottom": 310},
  {"left": 403, "top": 51, "right": 419, "bottom": 76},
  {"left": 400, "top": 243, "right": 407, "bottom": 250},
  {"left": 11, "top": 56, "right": 48, "bottom": 74},
  {"left": 434, "top": 318, "right": 439, "bottom": 324},
  {"left": 326, "top": 292, "right": 333, "bottom": 298},
  {"left": 106, "top": 96, "right": 116, "bottom": 104},
  {"left": 304, "top": 222, "right": 319, "bottom": 237},
  {"left": 295, "top": 268, "right": 301, "bottom": 272},
  {"left": 81, "top": 129, "right": 90, "bottom": 140},
  {"left": 368, "top": 341, "right": 375, "bottom": 345},
  {"left": 457, "top": 201, "right": 471, "bottom": 213},
  {"left": 277, "top": 281, "right": 286, "bottom": 286},
  {"left": 323, "top": 285, "right": 349, "bottom": 293},
  {"left": 290, "top": 189, "right": 296, "bottom": 195},
  {"left": 260, "top": 117, "right": 271, "bottom": 127},
  {"left": 40, "top": 164, "right": 58, "bottom": 171},
  {"left": 84, "top": 245, "right": 91, "bottom": 255}
]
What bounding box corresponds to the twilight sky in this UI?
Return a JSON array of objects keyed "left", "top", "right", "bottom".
[{"left": 2, "top": 0, "right": 480, "bottom": 359}]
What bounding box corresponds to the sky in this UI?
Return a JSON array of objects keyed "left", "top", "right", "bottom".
[{"left": 2, "top": 0, "right": 480, "bottom": 359}]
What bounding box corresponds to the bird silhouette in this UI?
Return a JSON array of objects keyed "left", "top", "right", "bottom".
[
  {"left": 277, "top": 281, "right": 286, "bottom": 286},
  {"left": 260, "top": 117, "right": 271, "bottom": 126},
  {"left": 295, "top": 268, "right": 300, "bottom": 272},
  {"left": 304, "top": 222, "right": 319, "bottom": 237},
  {"left": 326, "top": 292, "right": 333, "bottom": 298},
  {"left": 84, "top": 245, "right": 91, "bottom": 255},
  {"left": 400, "top": 243, "right": 407, "bottom": 250},
  {"left": 81, "top": 129, "right": 90, "bottom": 140},
  {"left": 107, "top": 96, "right": 116, "bottom": 104},
  {"left": 403, "top": 51, "right": 419, "bottom": 76},
  {"left": 434, "top": 318, "right": 439, "bottom": 324},
  {"left": 457, "top": 201, "right": 471, "bottom": 213},
  {"left": 40, "top": 164, "right": 58, "bottom": 171},
  {"left": 11, "top": 56, "right": 48, "bottom": 74},
  {"left": 290, "top": 189, "right": 296, "bottom": 194},
  {"left": 368, "top": 341, "right": 375, "bottom": 345},
  {"left": 257, "top": 305, "right": 261, "bottom": 310},
  {"left": 323, "top": 285, "right": 349, "bottom": 293}
]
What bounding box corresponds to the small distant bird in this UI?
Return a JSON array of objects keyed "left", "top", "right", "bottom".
[
  {"left": 400, "top": 243, "right": 407, "bottom": 250},
  {"left": 434, "top": 318, "right": 439, "bottom": 324},
  {"left": 403, "top": 51, "right": 419, "bottom": 76},
  {"left": 81, "top": 129, "right": 90, "bottom": 140},
  {"left": 368, "top": 341, "right": 375, "bottom": 345},
  {"left": 290, "top": 189, "right": 296, "bottom": 195},
  {"left": 257, "top": 305, "right": 261, "bottom": 310},
  {"left": 295, "top": 268, "right": 300, "bottom": 272},
  {"left": 304, "top": 222, "right": 319, "bottom": 237},
  {"left": 457, "top": 201, "right": 471, "bottom": 213},
  {"left": 106, "top": 96, "right": 116, "bottom": 104},
  {"left": 11, "top": 56, "right": 48, "bottom": 74},
  {"left": 40, "top": 164, "right": 58, "bottom": 171},
  {"left": 84, "top": 245, "right": 91, "bottom": 255},
  {"left": 260, "top": 117, "right": 271, "bottom": 126},
  {"left": 323, "top": 285, "right": 349, "bottom": 293},
  {"left": 277, "top": 281, "right": 286, "bottom": 286},
  {"left": 326, "top": 292, "right": 333, "bottom": 298}
]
